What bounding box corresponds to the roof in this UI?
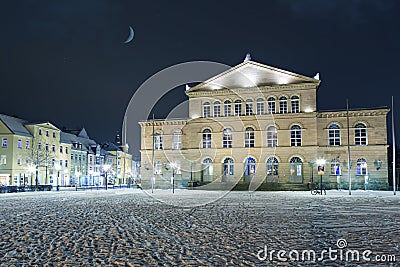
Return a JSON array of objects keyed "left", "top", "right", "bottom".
[
  {"left": 0, "top": 114, "right": 32, "bottom": 137},
  {"left": 101, "top": 141, "right": 121, "bottom": 152},
  {"left": 187, "top": 60, "right": 319, "bottom": 92}
]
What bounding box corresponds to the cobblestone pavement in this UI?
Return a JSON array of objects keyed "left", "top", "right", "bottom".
[{"left": 0, "top": 189, "right": 399, "bottom": 266}]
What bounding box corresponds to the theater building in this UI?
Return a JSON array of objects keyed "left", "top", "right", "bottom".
[{"left": 139, "top": 56, "right": 389, "bottom": 190}]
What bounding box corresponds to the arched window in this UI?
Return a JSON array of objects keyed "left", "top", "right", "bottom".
[
  {"left": 202, "top": 129, "right": 212, "bottom": 148},
  {"left": 267, "top": 157, "right": 279, "bottom": 182},
  {"left": 289, "top": 156, "right": 303, "bottom": 183},
  {"left": 223, "top": 157, "right": 234, "bottom": 175},
  {"left": 290, "top": 125, "right": 302, "bottom": 146},
  {"left": 245, "top": 99, "right": 253, "bottom": 115},
  {"left": 355, "top": 123, "right": 367, "bottom": 145},
  {"left": 244, "top": 157, "right": 256, "bottom": 175},
  {"left": 202, "top": 158, "right": 213, "bottom": 182},
  {"left": 172, "top": 130, "right": 182, "bottom": 150},
  {"left": 330, "top": 158, "right": 341, "bottom": 175},
  {"left": 224, "top": 100, "right": 231, "bottom": 117},
  {"left": 244, "top": 127, "right": 255, "bottom": 148},
  {"left": 222, "top": 128, "right": 233, "bottom": 148},
  {"left": 291, "top": 96, "right": 300, "bottom": 113},
  {"left": 154, "top": 131, "right": 163, "bottom": 150},
  {"left": 234, "top": 100, "right": 242, "bottom": 116},
  {"left": 256, "top": 98, "right": 264, "bottom": 115},
  {"left": 279, "top": 96, "right": 288, "bottom": 114},
  {"left": 213, "top": 101, "right": 221, "bottom": 117},
  {"left": 267, "top": 97, "right": 276, "bottom": 114},
  {"left": 356, "top": 158, "right": 367, "bottom": 175},
  {"left": 203, "top": 102, "right": 211, "bottom": 118},
  {"left": 328, "top": 124, "right": 341, "bottom": 146},
  {"left": 267, "top": 126, "right": 278, "bottom": 147}
]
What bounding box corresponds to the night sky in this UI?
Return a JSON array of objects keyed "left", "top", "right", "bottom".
[{"left": 1, "top": 0, "right": 399, "bottom": 156}]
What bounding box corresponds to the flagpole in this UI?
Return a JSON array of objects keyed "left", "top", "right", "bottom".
[
  {"left": 151, "top": 113, "right": 155, "bottom": 194},
  {"left": 347, "top": 99, "right": 352, "bottom": 195},
  {"left": 392, "top": 96, "right": 396, "bottom": 195}
]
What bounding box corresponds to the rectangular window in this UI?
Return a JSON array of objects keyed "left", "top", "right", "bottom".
[
  {"left": 53, "top": 132, "right": 56, "bottom": 138},
  {"left": 26, "top": 140, "right": 30, "bottom": 149},
  {"left": 38, "top": 142, "right": 42, "bottom": 150},
  {"left": 46, "top": 130, "right": 49, "bottom": 137},
  {"left": 224, "top": 102, "right": 231, "bottom": 117},
  {"left": 257, "top": 102, "right": 264, "bottom": 115},
  {"left": 52, "top": 144, "right": 56, "bottom": 152},
  {"left": 60, "top": 146, "right": 63, "bottom": 153},
  {"left": 291, "top": 99, "right": 300, "bottom": 113},
  {"left": 203, "top": 104, "right": 211, "bottom": 118},
  {"left": 18, "top": 139, "right": 22, "bottom": 148},
  {"left": 60, "top": 160, "right": 63, "bottom": 167},
  {"left": 46, "top": 144, "right": 49, "bottom": 151},
  {"left": 268, "top": 101, "right": 275, "bottom": 114},
  {"left": 329, "top": 129, "right": 341, "bottom": 146},
  {"left": 234, "top": 102, "right": 242, "bottom": 116},
  {"left": 17, "top": 158, "right": 22, "bottom": 165},
  {"left": 280, "top": 100, "right": 288, "bottom": 114},
  {"left": 214, "top": 104, "right": 221, "bottom": 117},
  {"left": 2, "top": 138, "right": 7, "bottom": 148},
  {"left": 245, "top": 102, "right": 253, "bottom": 116},
  {"left": 1, "top": 155, "right": 7, "bottom": 165},
  {"left": 66, "top": 147, "right": 68, "bottom": 154},
  {"left": 38, "top": 128, "right": 42, "bottom": 135},
  {"left": 65, "top": 160, "right": 68, "bottom": 168}
]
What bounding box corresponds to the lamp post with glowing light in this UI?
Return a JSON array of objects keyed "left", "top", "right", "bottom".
[
  {"left": 103, "top": 164, "right": 111, "bottom": 190},
  {"left": 316, "top": 159, "right": 326, "bottom": 195},
  {"left": 54, "top": 163, "right": 61, "bottom": 191}
]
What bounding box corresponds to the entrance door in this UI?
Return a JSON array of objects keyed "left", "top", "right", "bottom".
[
  {"left": 289, "top": 157, "right": 303, "bottom": 183},
  {"left": 244, "top": 157, "right": 256, "bottom": 183}
]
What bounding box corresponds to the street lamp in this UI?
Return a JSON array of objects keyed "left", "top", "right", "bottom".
[
  {"left": 170, "top": 162, "right": 177, "bottom": 194},
  {"left": 103, "top": 164, "right": 111, "bottom": 190},
  {"left": 316, "top": 159, "right": 326, "bottom": 195},
  {"left": 54, "top": 163, "right": 61, "bottom": 191},
  {"left": 27, "top": 164, "right": 36, "bottom": 189}
]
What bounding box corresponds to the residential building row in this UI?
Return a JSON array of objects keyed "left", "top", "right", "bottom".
[{"left": 0, "top": 114, "right": 136, "bottom": 187}]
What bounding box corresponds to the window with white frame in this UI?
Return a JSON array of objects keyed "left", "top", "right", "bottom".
[
  {"left": 45, "top": 143, "right": 49, "bottom": 151},
  {"left": 52, "top": 158, "right": 55, "bottom": 167},
  {"left": 2, "top": 138, "right": 7, "bottom": 148},
  {"left": 290, "top": 125, "right": 302, "bottom": 146},
  {"left": 234, "top": 100, "right": 242, "bottom": 116},
  {"left": 203, "top": 102, "right": 211, "bottom": 118},
  {"left": 65, "top": 160, "right": 68, "bottom": 168},
  {"left": 52, "top": 144, "right": 56, "bottom": 152},
  {"left": 60, "top": 146, "right": 63, "bottom": 153},
  {"left": 53, "top": 132, "right": 56, "bottom": 138},
  {"left": 202, "top": 129, "right": 212, "bottom": 148},
  {"left": 356, "top": 158, "right": 367, "bottom": 175},
  {"left": 328, "top": 124, "right": 341, "bottom": 146},
  {"left": 256, "top": 98, "right": 264, "bottom": 115},
  {"left": 223, "top": 157, "right": 234, "bottom": 175},
  {"left": 174, "top": 161, "right": 181, "bottom": 174},
  {"left": 172, "top": 130, "right": 182, "bottom": 150},
  {"left": 46, "top": 130, "right": 49, "bottom": 137},
  {"left": 267, "top": 157, "right": 279, "bottom": 176},
  {"left": 154, "top": 131, "right": 163, "bottom": 150},
  {"left": 213, "top": 101, "right": 221, "bottom": 117},
  {"left": 267, "top": 97, "right": 276, "bottom": 114},
  {"left": 224, "top": 100, "right": 231, "bottom": 116},
  {"left": 245, "top": 99, "right": 253, "bottom": 115},
  {"left": 330, "top": 158, "right": 341, "bottom": 175},
  {"left": 1, "top": 155, "right": 6, "bottom": 165},
  {"left": 38, "top": 142, "right": 42, "bottom": 150},
  {"left": 26, "top": 140, "right": 30, "bottom": 149},
  {"left": 279, "top": 96, "right": 288, "bottom": 114},
  {"left": 66, "top": 147, "right": 68, "bottom": 154},
  {"left": 222, "top": 128, "right": 232, "bottom": 148},
  {"left": 38, "top": 128, "right": 42, "bottom": 135},
  {"left": 17, "top": 139, "right": 22, "bottom": 148},
  {"left": 267, "top": 126, "right": 278, "bottom": 147},
  {"left": 291, "top": 96, "right": 300, "bottom": 113},
  {"left": 244, "top": 127, "right": 255, "bottom": 148},
  {"left": 354, "top": 123, "right": 367, "bottom": 145}
]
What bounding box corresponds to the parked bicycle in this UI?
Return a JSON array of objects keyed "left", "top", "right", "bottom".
[{"left": 311, "top": 184, "right": 326, "bottom": 195}]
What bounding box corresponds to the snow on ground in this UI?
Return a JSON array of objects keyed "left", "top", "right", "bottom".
[{"left": 0, "top": 189, "right": 399, "bottom": 266}]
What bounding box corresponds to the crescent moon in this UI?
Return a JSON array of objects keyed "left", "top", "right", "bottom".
[{"left": 124, "top": 26, "right": 134, "bottom": 44}]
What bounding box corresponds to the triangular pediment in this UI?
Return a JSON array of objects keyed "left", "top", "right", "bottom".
[{"left": 187, "top": 60, "right": 319, "bottom": 92}]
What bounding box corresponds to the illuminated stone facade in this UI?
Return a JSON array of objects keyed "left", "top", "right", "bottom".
[{"left": 139, "top": 59, "right": 389, "bottom": 190}]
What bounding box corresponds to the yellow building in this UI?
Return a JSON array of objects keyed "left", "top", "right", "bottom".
[{"left": 139, "top": 57, "right": 389, "bottom": 190}]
